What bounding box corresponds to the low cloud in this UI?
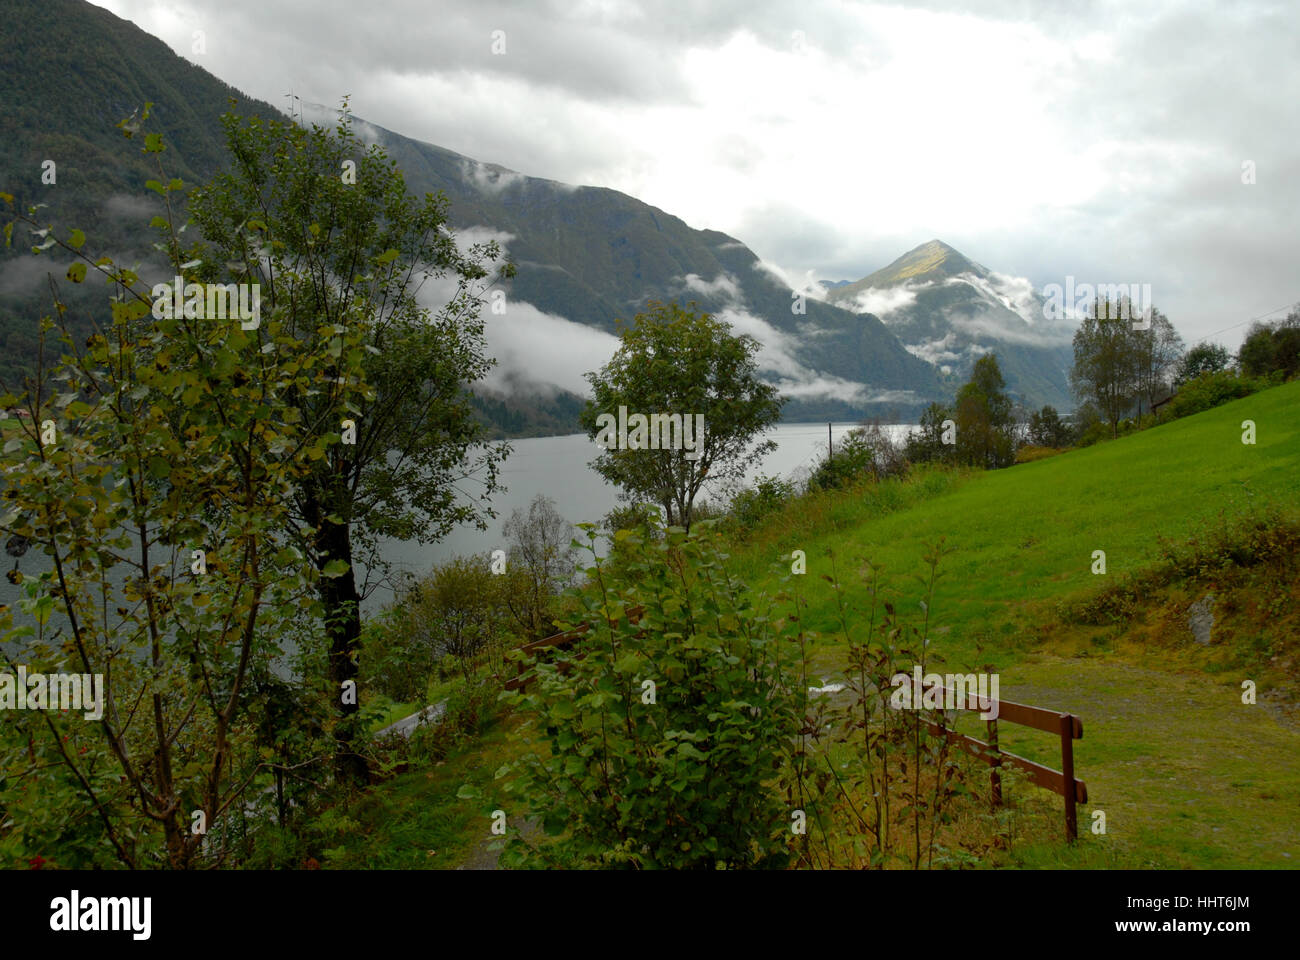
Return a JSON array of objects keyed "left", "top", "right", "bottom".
[
  {"left": 847, "top": 284, "right": 922, "bottom": 318},
  {"left": 680, "top": 271, "right": 741, "bottom": 300},
  {"left": 751, "top": 258, "right": 826, "bottom": 302},
  {"left": 461, "top": 159, "right": 527, "bottom": 195},
  {"left": 412, "top": 226, "right": 616, "bottom": 397}
]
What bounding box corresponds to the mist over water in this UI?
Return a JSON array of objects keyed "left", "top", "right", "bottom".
[
  {"left": 359, "top": 422, "right": 915, "bottom": 612},
  {"left": 0, "top": 423, "right": 916, "bottom": 622}
]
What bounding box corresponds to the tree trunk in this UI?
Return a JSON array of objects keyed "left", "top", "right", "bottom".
[{"left": 317, "top": 514, "right": 369, "bottom": 786}]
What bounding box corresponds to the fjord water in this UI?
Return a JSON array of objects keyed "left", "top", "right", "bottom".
[
  {"left": 0, "top": 423, "right": 915, "bottom": 619},
  {"left": 361, "top": 422, "right": 915, "bottom": 611}
]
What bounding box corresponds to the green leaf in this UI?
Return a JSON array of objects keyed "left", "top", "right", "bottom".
[
  {"left": 68, "top": 228, "right": 85, "bottom": 250},
  {"left": 321, "top": 559, "right": 350, "bottom": 578},
  {"left": 66, "top": 262, "right": 86, "bottom": 283},
  {"left": 455, "top": 784, "right": 481, "bottom": 800}
]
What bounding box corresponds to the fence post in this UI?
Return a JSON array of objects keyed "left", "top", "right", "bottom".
[
  {"left": 986, "top": 717, "right": 1002, "bottom": 809},
  {"left": 1059, "top": 712, "right": 1077, "bottom": 841}
]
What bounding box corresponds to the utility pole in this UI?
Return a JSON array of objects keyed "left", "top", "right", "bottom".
[{"left": 828, "top": 422, "right": 832, "bottom": 462}]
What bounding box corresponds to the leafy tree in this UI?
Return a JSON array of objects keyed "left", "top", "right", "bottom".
[
  {"left": 399, "top": 554, "right": 506, "bottom": 681},
  {"left": 1176, "top": 342, "right": 1232, "bottom": 384},
  {"left": 501, "top": 495, "right": 576, "bottom": 641},
  {"left": 904, "top": 401, "right": 955, "bottom": 465},
  {"left": 579, "top": 301, "right": 784, "bottom": 532},
  {"left": 954, "top": 354, "right": 1014, "bottom": 468},
  {"left": 185, "top": 103, "right": 510, "bottom": 782},
  {"left": 1070, "top": 299, "right": 1137, "bottom": 439},
  {"left": 1027, "top": 405, "right": 1072, "bottom": 448},
  {"left": 1129, "top": 308, "right": 1184, "bottom": 415},
  {"left": 0, "top": 117, "right": 361, "bottom": 866},
  {"left": 1238, "top": 309, "right": 1300, "bottom": 380}
]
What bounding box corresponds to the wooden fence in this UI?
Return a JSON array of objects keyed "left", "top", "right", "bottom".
[
  {"left": 892, "top": 673, "right": 1087, "bottom": 840},
  {"left": 503, "top": 605, "right": 644, "bottom": 693},
  {"left": 504, "top": 615, "right": 1088, "bottom": 841}
]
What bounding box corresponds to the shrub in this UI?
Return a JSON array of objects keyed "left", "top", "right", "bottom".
[
  {"left": 809, "top": 422, "right": 907, "bottom": 491},
  {"left": 406, "top": 679, "right": 496, "bottom": 764},
  {"left": 728, "top": 474, "right": 796, "bottom": 532},
  {"left": 361, "top": 607, "right": 435, "bottom": 703},
  {"left": 494, "top": 523, "right": 804, "bottom": 869},
  {"left": 1027, "top": 405, "right": 1072, "bottom": 448},
  {"left": 1160, "top": 370, "right": 1259, "bottom": 421}
]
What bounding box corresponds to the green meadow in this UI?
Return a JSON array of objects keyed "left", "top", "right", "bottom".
[{"left": 354, "top": 381, "right": 1300, "bottom": 868}]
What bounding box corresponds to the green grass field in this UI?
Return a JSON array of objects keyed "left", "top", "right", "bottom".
[{"left": 351, "top": 382, "right": 1300, "bottom": 868}]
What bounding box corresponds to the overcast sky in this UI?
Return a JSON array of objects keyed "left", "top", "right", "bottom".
[{"left": 92, "top": 0, "right": 1299, "bottom": 347}]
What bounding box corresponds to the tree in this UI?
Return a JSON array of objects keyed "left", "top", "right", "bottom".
[
  {"left": 1176, "top": 342, "right": 1232, "bottom": 384},
  {"left": 400, "top": 554, "right": 506, "bottom": 681},
  {"left": 1070, "top": 298, "right": 1136, "bottom": 438},
  {"left": 904, "top": 401, "right": 955, "bottom": 465},
  {"left": 0, "top": 114, "right": 359, "bottom": 866},
  {"left": 1238, "top": 309, "right": 1300, "bottom": 380},
  {"left": 185, "top": 103, "right": 510, "bottom": 782},
  {"left": 1027, "top": 405, "right": 1071, "bottom": 448},
  {"left": 579, "top": 301, "right": 784, "bottom": 532},
  {"left": 954, "top": 354, "right": 1015, "bottom": 468},
  {"left": 501, "top": 495, "right": 576, "bottom": 640},
  {"left": 1129, "top": 308, "right": 1184, "bottom": 416}
]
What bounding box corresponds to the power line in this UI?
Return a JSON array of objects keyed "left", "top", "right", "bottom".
[{"left": 1189, "top": 299, "right": 1297, "bottom": 346}]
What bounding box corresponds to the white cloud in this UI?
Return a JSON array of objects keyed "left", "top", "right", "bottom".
[
  {"left": 680, "top": 271, "right": 741, "bottom": 300},
  {"left": 461, "top": 159, "right": 527, "bottom": 194},
  {"left": 87, "top": 0, "right": 1300, "bottom": 349},
  {"left": 847, "top": 285, "right": 923, "bottom": 319}
]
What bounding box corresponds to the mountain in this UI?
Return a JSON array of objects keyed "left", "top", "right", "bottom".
[
  {"left": 0, "top": 0, "right": 281, "bottom": 391},
  {"left": 1, "top": 0, "right": 947, "bottom": 432},
  {"left": 825, "top": 240, "right": 1075, "bottom": 410},
  {"left": 328, "top": 110, "right": 945, "bottom": 420}
]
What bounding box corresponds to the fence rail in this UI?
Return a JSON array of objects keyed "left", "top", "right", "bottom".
[
  {"left": 503, "top": 614, "right": 1088, "bottom": 841},
  {"left": 892, "top": 674, "right": 1087, "bottom": 840}
]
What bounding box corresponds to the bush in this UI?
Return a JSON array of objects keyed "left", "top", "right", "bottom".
[
  {"left": 494, "top": 523, "right": 804, "bottom": 869},
  {"left": 1160, "top": 370, "right": 1259, "bottom": 421},
  {"left": 407, "top": 679, "right": 496, "bottom": 764},
  {"left": 728, "top": 474, "right": 796, "bottom": 532},
  {"left": 361, "top": 607, "right": 435, "bottom": 703},
  {"left": 1060, "top": 502, "right": 1300, "bottom": 624},
  {"left": 1027, "top": 405, "right": 1072, "bottom": 448},
  {"left": 809, "top": 422, "right": 907, "bottom": 491},
  {"left": 1075, "top": 420, "right": 1111, "bottom": 448}
]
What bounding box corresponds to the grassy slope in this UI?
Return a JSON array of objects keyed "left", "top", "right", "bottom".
[
  {"left": 727, "top": 381, "right": 1300, "bottom": 867},
  {"left": 733, "top": 380, "right": 1299, "bottom": 665},
  {"left": 352, "top": 382, "right": 1299, "bottom": 868}
]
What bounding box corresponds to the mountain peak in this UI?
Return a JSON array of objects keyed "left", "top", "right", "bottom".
[{"left": 845, "top": 239, "right": 985, "bottom": 294}]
